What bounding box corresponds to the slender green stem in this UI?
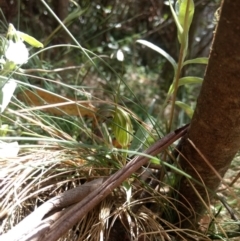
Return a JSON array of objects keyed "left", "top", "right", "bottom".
[
  {"left": 40, "top": 0, "right": 96, "bottom": 68},
  {"left": 168, "top": 0, "right": 191, "bottom": 132}
]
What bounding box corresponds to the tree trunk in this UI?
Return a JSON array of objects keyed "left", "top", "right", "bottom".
[
  {"left": 177, "top": 0, "right": 240, "bottom": 229},
  {"left": 53, "top": 0, "right": 69, "bottom": 21}
]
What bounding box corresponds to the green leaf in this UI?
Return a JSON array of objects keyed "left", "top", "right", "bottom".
[
  {"left": 129, "top": 116, "right": 156, "bottom": 156},
  {"left": 18, "top": 32, "right": 44, "bottom": 48},
  {"left": 150, "top": 157, "right": 161, "bottom": 165},
  {"left": 168, "top": 76, "right": 203, "bottom": 95},
  {"left": 0, "top": 78, "right": 17, "bottom": 113},
  {"left": 112, "top": 107, "right": 133, "bottom": 148},
  {"left": 177, "top": 0, "right": 195, "bottom": 44},
  {"left": 178, "top": 76, "right": 203, "bottom": 86},
  {"left": 122, "top": 181, "right": 132, "bottom": 204},
  {"left": 137, "top": 39, "right": 177, "bottom": 72},
  {"left": 169, "top": 0, "right": 183, "bottom": 38},
  {"left": 183, "top": 57, "right": 208, "bottom": 67},
  {"left": 177, "top": 0, "right": 195, "bottom": 31},
  {"left": 175, "top": 101, "right": 194, "bottom": 118}
]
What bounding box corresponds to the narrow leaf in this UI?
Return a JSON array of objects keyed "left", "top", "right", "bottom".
[
  {"left": 129, "top": 116, "right": 156, "bottom": 156},
  {"left": 150, "top": 157, "right": 161, "bottom": 165},
  {"left": 175, "top": 101, "right": 194, "bottom": 118},
  {"left": 177, "top": 0, "right": 194, "bottom": 31},
  {"left": 137, "top": 39, "right": 177, "bottom": 72},
  {"left": 183, "top": 57, "right": 208, "bottom": 67},
  {"left": 168, "top": 76, "right": 203, "bottom": 95},
  {"left": 169, "top": 0, "right": 183, "bottom": 38},
  {"left": 18, "top": 32, "right": 44, "bottom": 48},
  {"left": 177, "top": 0, "right": 194, "bottom": 43},
  {"left": 178, "top": 76, "right": 203, "bottom": 86}
]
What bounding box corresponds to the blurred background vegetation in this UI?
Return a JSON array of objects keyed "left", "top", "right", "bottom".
[{"left": 0, "top": 0, "right": 219, "bottom": 124}]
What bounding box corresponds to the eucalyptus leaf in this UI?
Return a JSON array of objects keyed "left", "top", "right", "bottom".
[{"left": 137, "top": 39, "right": 177, "bottom": 72}]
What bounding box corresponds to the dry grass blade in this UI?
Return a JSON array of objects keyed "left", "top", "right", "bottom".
[
  {"left": 41, "top": 124, "right": 189, "bottom": 241},
  {"left": 0, "top": 178, "right": 106, "bottom": 241},
  {"left": 0, "top": 125, "right": 188, "bottom": 241}
]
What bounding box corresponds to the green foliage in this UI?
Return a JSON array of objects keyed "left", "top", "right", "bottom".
[
  {"left": 0, "top": 0, "right": 215, "bottom": 163},
  {"left": 175, "top": 0, "right": 194, "bottom": 45},
  {"left": 168, "top": 76, "right": 203, "bottom": 95},
  {"left": 18, "top": 32, "right": 43, "bottom": 48},
  {"left": 136, "top": 39, "right": 177, "bottom": 74},
  {"left": 0, "top": 1, "right": 216, "bottom": 169},
  {"left": 175, "top": 101, "right": 193, "bottom": 118},
  {"left": 0, "top": 1, "right": 227, "bottom": 240},
  {"left": 112, "top": 106, "right": 133, "bottom": 148},
  {"left": 137, "top": 0, "right": 209, "bottom": 130},
  {"left": 7, "top": 24, "right": 43, "bottom": 48},
  {"left": 183, "top": 57, "right": 209, "bottom": 66},
  {"left": 129, "top": 116, "right": 156, "bottom": 156}
]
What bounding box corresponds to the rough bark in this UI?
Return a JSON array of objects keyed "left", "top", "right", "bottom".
[{"left": 177, "top": 0, "right": 240, "bottom": 228}]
